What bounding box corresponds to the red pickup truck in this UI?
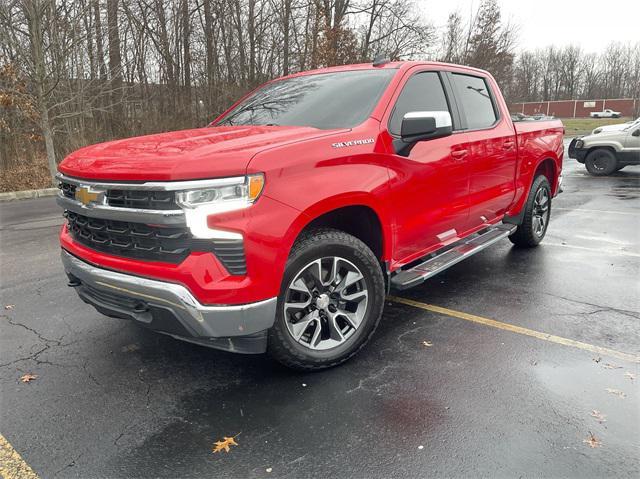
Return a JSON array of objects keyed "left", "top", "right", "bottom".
[{"left": 57, "top": 61, "right": 564, "bottom": 370}]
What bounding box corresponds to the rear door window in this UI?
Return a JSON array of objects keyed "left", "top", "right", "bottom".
[
  {"left": 451, "top": 73, "right": 498, "bottom": 130},
  {"left": 389, "top": 72, "right": 450, "bottom": 136}
]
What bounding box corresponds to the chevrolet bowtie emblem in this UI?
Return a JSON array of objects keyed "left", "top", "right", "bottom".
[{"left": 75, "top": 187, "right": 100, "bottom": 206}]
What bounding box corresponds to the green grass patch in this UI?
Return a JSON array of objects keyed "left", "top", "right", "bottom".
[{"left": 561, "top": 117, "right": 633, "bottom": 137}]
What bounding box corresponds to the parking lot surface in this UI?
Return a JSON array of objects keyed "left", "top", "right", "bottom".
[{"left": 1, "top": 149, "right": 639, "bottom": 478}]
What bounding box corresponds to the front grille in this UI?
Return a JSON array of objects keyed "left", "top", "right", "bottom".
[
  {"left": 66, "top": 211, "right": 193, "bottom": 263},
  {"left": 60, "top": 182, "right": 76, "bottom": 199},
  {"left": 58, "top": 180, "right": 179, "bottom": 210},
  {"left": 65, "top": 211, "right": 247, "bottom": 274},
  {"left": 106, "top": 189, "right": 178, "bottom": 210}
]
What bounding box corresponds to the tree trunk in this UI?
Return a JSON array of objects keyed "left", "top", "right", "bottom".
[
  {"left": 107, "top": 0, "right": 123, "bottom": 136},
  {"left": 182, "top": 0, "right": 192, "bottom": 116},
  {"left": 23, "top": 0, "right": 58, "bottom": 185},
  {"left": 283, "top": 0, "right": 290, "bottom": 75}
]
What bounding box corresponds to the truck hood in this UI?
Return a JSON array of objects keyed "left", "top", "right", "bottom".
[{"left": 58, "top": 125, "right": 342, "bottom": 181}]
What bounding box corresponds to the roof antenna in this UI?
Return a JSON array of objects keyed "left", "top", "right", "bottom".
[{"left": 372, "top": 54, "right": 390, "bottom": 67}]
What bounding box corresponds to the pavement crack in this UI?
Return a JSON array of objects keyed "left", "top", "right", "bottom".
[
  {"left": 82, "top": 358, "right": 101, "bottom": 387},
  {"left": 542, "top": 293, "right": 640, "bottom": 319},
  {"left": 346, "top": 365, "right": 394, "bottom": 394},
  {"left": 2, "top": 314, "right": 63, "bottom": 345}
]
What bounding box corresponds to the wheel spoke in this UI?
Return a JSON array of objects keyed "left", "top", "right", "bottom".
[
  {"left": 309, "top": 318, "right": 322, "bottom": 348},
  {"left": 305, "top": 259, "right": 323, "bottom": 292},
  {"left": 532, "top": 216, "right": 541, "bottom": 234},
  {"left": 326, "top": 311, "right": 345, "bottom": 341},
  {"left": 284, "top": 298, "right": 311, "bottom": 313},
  {"left": 341, "top": 289, "right": 368, "bottom": 303},
  {"left": 323, "top": 257, "right": 340, "bottom": 287},
  {"left": 337, "top": 309, "right": 362, "bottom": 329},
  {"left": 289, "top": 277, "right": 311, "bottom": 295},
  {"left": 290, "top": 311, "right": 318, "bottom": 341}
]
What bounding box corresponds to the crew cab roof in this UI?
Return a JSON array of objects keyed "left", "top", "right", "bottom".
[{"left": 276, "top": 61, "right": 492, "bottom": 82}]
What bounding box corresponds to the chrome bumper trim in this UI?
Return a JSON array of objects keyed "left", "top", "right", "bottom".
[
  {"left": 56, "top": 193, "right": 186, "bottom": 225},
  {"left": 56, "top": 173, "right": 245, "bottom": 191},
  {"left": 61, "top": 250, "right": 277, "bottom": 338}
]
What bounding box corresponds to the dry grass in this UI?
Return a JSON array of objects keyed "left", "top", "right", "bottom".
[
  {"left": 1, "top": 157, "right": 53, "bottom": 193},
  {"left": 562, "top": 117, "right": 634, "bottom": 136}
]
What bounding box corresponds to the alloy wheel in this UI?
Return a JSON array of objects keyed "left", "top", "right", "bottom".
[
  {"left": 283, "top": 256, "right": 368, "bottom": 351},
  {"left": 532, "top": 187, "right": 550, "bottom": 237}
]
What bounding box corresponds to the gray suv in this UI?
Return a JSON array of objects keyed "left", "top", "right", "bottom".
[{"left": 569, "top": 124, "right": 640, "bottom": 175}]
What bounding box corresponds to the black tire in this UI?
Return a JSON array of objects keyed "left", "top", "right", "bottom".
[
  {"left": 509, "top": 175, "right": 551, "bottom": 248},
  {"left": 268, "top": 228, "right": 385, "bottom": 371},
  {"left": 585, "top": 148, "right": 618, "bottom": 176}
]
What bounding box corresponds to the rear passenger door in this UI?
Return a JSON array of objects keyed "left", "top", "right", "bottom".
[{"left": 448, "top": 72, "right": 517, "bottom": 231}]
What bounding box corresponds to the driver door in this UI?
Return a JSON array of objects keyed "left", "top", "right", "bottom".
[{"left": 384, "top": 70, "right": 470, "bottom": 265}]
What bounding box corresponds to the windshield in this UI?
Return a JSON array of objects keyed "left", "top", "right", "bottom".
[
  {"left": 214, "top": 69, "right": 396, "bottom": 130},
  {"left": 623, "top": 119, "right": 640, "bottom": 130}
]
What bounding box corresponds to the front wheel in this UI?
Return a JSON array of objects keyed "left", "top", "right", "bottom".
[
  {"left": 268, "top": 228, "right": 385, "bottom": 371},
  {"left": 509, "top": 175, "right": 551, "bottom": 248},
  {"left": 585, "top": 148, "right": 617, "bottom": 176}
]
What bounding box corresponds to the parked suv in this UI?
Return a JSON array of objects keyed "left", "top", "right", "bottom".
[
  {"left": 569, "top": 124, "right": 640, "bottom": 175},
  {"left": 57, "top": 61, "right": 564, "bottom": 370}
]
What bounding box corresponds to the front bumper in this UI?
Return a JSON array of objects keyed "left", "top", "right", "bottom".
[
  {"left": 61, "top": 250, "right": 277, "bottom": 353},
  {"left": 568, "top": 138, "right": 587, "bottom": 163}
]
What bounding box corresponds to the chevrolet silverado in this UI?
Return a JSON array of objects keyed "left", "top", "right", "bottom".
[{"left": 57, "top": 60, "right": 564, "bottom": 370}]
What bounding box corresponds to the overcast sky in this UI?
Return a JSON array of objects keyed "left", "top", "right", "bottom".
[{"left": 418, "top": 0, "right": 640, "bottom": 53}]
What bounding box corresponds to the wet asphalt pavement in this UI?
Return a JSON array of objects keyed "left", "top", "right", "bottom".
[{"left": 1, "top": 144, "right": 639, "bottom": 478}]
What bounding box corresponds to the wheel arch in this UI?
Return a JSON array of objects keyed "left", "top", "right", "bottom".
[{"left": 282, "top": 194, "right": 391, "bottom": 265}]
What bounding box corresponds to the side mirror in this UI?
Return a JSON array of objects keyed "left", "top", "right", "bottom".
[
  {"left": 393, "top": 111, "right": 453, "bottom": 157},
  {"left": 632, "top": 129, "right": 640, "bottom": 137}
]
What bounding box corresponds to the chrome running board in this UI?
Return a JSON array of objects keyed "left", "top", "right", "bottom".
[{"left": 390, "top": 224, "right": 517, "bottom": 290}]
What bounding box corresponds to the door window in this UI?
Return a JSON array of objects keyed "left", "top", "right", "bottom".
[
  {"left": 451, "top": 73, "right": 497, "bottom": 130},
  {"left": 389, "top": 72, "right": 450, "bottom": 136}
]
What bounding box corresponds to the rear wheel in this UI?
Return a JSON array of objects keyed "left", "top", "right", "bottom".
[
  {"left": 268, "top": 228, "right": 385, "bottom": 371},
  {"left": 585, "top": 148, "right": 617, "bottom": 176},
  {"left": 509, "top": 175, "right": 551, "bottom": 248}
]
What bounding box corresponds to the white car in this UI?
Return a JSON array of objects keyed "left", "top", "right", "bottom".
[
  {"left": 592, "top": 117, "right": 640, "bottom": 134},
  {"left": 590, "top": 109, "right": 621, "bottom": 118}
]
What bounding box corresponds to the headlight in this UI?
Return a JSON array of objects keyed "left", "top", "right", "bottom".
[
  {"left": 176, "top": 174, "right": 264, "bottom": 209},
  {"left": 176, "top": 174, "right": 264, "bottom": 239},
  {"left": 593, "top": 128, "right": 602, "bottom": 134}
]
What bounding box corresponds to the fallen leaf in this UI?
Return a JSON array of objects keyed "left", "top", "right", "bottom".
[
  {"left": 266, "top": 468, "right": 273, "bottom": 473},
  {"left": 422, "top": 340, "right": 433, "bottom": 347},
  {"left": 4, "top": 304, "right": 15, "bottom": 310},
  {"left": 624, "top": 372, "right": 636, "bottom": 381},
  {"left": 603, "top": 363, "right": 622, "bottom": 370},
  {"left": 20, "top": 373, "right": 37, "bottom": 383},
  {"left": 212, "top": 435, "right": 239, "bottom": 453},
  {"left": 605, "top": 388, "right": 626, "bottom": 398},
  {"left": 590, "top": 410, "right": 606, "bottom": 423},
  {"left": 583, "top": 432, "right": 602, "bottom": 448},
  {"left": 417, "top": 445, "right": 424, "bottom": 450},
  {"left": 121, "top": 343, "right": 140, "bottom": 353}
]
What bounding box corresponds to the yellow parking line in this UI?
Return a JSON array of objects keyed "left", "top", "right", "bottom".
[
  {"left": 388, "top": 296, "right": 640, "bottom": 364},
  {"left": 0, "top": 434, "right": 39, "bottom": 479}
]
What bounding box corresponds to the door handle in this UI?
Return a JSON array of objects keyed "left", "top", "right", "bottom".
[
  {"left": 503, "top": 141, "right": 515, "bottom": 150},
  {"left": 451, "top": 149, "right": 468, "bottom": 160}
]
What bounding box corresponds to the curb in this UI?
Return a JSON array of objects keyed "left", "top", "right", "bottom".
[{"left": 0, "top": 188, "right": 58, "bottom": 202}]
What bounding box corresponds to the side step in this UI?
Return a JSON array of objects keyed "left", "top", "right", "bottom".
[{"left": 390, "top": 224, "right": 517, "bottom": 290}]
